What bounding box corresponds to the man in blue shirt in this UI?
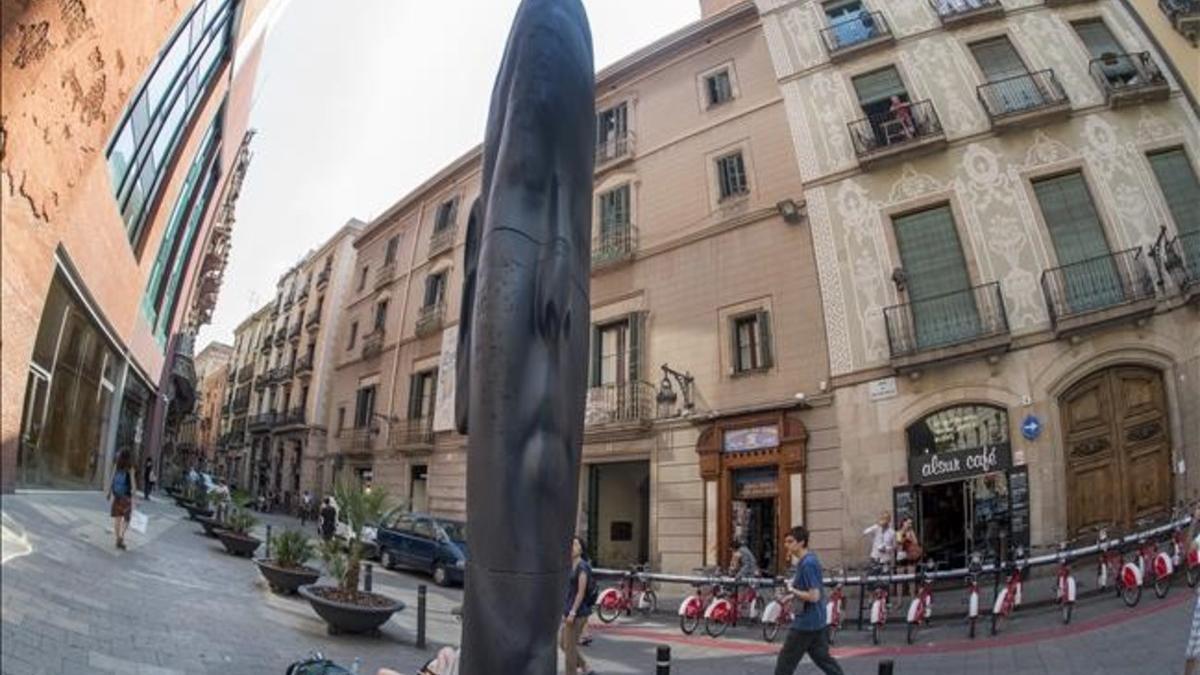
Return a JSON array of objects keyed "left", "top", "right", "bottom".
[{"left": 775, "top": 525, "right": 844, "bottom": 675}]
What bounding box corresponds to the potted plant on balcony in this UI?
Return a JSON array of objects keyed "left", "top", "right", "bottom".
[
  {"left": 215, "top": 507, "right": 262, "bottom": 558},
  {"left": 256, "top": 530, "right": 321, "bottom": 594},
  {"left": 298, "top": 481, "right": 405, "bottom": 635}
]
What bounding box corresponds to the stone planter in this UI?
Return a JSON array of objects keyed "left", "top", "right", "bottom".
[
  {"left": 298, "top": 585, "right": 405, "bottom": 636},
  {"left": 216, "top": 531, "right": 261, "bottom": 558},
  {"left": 255, "top": 560, "right": 321, "bottom": 595},
  {"left": 195, "top": 515, "right": 226, "bottom": 538}
]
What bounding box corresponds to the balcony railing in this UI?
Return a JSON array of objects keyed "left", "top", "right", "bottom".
[
  {"left": 1167, "top": 231, "right": 1200, "bottom": 292},
  {"left": 596, "top": 132, "right": 635, "bottom": 167},
  {"left": 820, "top": 11, "right": 893, "bottom": 61},
  {"left": 297, "top": 285, "right": 310, "bottom": 302},
  {"left": 928, "top": 0, "right": 1003, "bottom": 27},
  {"left": 978, "top": 70, "right": 1070, "bottom": 129},
  {"left": 1041, "top": 248, "right": 1156, "bottom": 332},
  {"left": 1088, "top": 52, "right": 1169, "bottom": 107},
  {"left": 316, "top": 267, "right": 331, "bottom": 288},
  {"left": 288, "top": 322, "right": 302, "bottom": 342},
  {"left": 305, "top": 312, "right": 321, "bottom": 331},
  {"left": 585, "top": 381, "right": 656, "bottom": 429},
  {"left": 847, "top": 99, "right": 946, "bottom": 168},
  {"left": 259, "top": 336, "right": 272, "bottom": 353},
  {"left": 249, "top": 412, "right": 276, "bottom": 431},
  {"left": 295, "top": 353, "right": 314, "bottom": 375},
  {"left": 429, "top": 225, "right": 457, "bottom": 257},
  {"left": 232, "top": 397, "right": 251, "bottom": 414},
  {"left": 341, "top": 428, "right": 376, "bottom": 454},
  {"left": 361, "top": 329, "right": 385, "bottom": 359},
  {"left": 884, "top": 282, "right": 1010, "bottom": 363},
  {"left": 274, "top": 326, "right": 287, "bottom": 345},
  {"left": 416, "top": 302, "right": 446, "bottom": 338},
  {"left": 238, "top": 367, "right": 254, "bottom": 384},
  {"left": 389, "top": 417, "right": 435, "bottom": 450},
  {"left": 376, "top": 261, "right": 397, "bottom": 288},
  {"left": 281, "top": 407, "right": 306, "bottom": 427},
  {"left": 283, "top": 293, "right": 294, "bottom": 309},
  {"left": 593, "top": 224, "right": 638, "bottom": 269}
]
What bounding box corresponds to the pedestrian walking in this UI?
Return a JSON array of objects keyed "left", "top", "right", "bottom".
[
  {"left": 319, "top": 497, "right": 337, "bottom": 541},
  {"left": 300, "top": 490, "right": 313, "bottom": 526},
  {"left": 774, "top": 525, "right": 844, "bottom": 675},
  {"left": 142, "top": 457, "right": 153, "bottom": 500},
  {"left": 895, "top": 516, "right": 922, "bottom": 601},
  {"left": 560, "top": 535, "right": 596, "bottom": 675},
  {"left": 106, "top": 451, "right": 137, "bottom": 550},
  {"left": 862, "top": 510, "right": 895, "bottom": 570}
]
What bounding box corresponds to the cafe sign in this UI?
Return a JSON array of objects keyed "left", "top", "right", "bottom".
[{"left": 908, "top": 442, "right": 1012, "bottom": 485}]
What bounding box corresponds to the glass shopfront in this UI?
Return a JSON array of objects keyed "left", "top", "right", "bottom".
[
  {"left": 18, "top": 274, "right": 122, "bottom": 489},
  {"left": 895, "top": 404, "right": 1026, "bottom": 569}
]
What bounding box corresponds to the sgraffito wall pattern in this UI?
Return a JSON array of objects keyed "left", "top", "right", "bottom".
[{"left": 757, "top": 0, "right": 1200, "bottom": 375}]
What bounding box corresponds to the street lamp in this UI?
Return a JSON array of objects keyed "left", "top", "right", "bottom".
[{"left": 656, "top": 364, "right": 695, "bottom": 418}]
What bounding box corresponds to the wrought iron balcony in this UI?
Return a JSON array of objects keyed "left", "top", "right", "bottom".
[
  {"left": 361, "top": 329, "right": 385, "bottom": 359},
  {"left": 232, "top": 396, "right": 251, "bottom": 414},
  {"left": 1160, "top": 0, "right": 1200, "bottom": 40},
  {"left": 1165, "top": 231, "right": 1200, "bottom": 300},
  {"left": 376, "top": 260, "right": 397, "bottom": 288},
  {"left": 415, "top": 302, "right": 446, "bottom": 338},
  {"left": 429, "top": 225, "right": 457, "bottom": 258},
  {"left": 883, "top": 282, "right": 1011, "bottom": 370},
  {"left": 593, "top": 224, "right": 638, "bottom": 269},
  {"left": 848, "top": 100, "right": 946, "bottom": 169},
  {"left": 389, "top": 417, "right": 435, "bottom": 451},
  {"left": 1041, "top": 247, "right": 1157, "bottom": 336},
  {"left": 1088, "top": 52, "right": 1169, "bottom": 108},
  {"left": 305, "top": 312, "right": 321, "bottom": 332},
  {"left": 316, "top": 267, "right": 331, "bottom": 288},
  {"left": 295, "top": 353, "right": 314, "bottom": 376},
  {"left": 977, "top": 70, "right": 1070, "bottom": 131},
  {"left": 584, "top": 381, "right": 656, "bottom": 431},
  {"left": 238, "top": 367, "right": 254, "bottom": 384},
  {"left": 281, "top": 407, "right": 306, "bottom": 427},
  {"left": 288, "top": 322, "right": 302, "bottom": 342},
  {"left": 928, "top": 0, "right": 1003, "bottom": 28},
  {"left": 595, "top": 132, "right": 635, "bottom": 167},
  {"left": 259, "top": 335, "right": 272, "bottom": 353},
  {"left": 274, "top": 326, "right": 287, "bottom": 345},
  {"left": 297, "top": 284, "right": 310, "bottom": 302},
  {"left": 249, "top": 411, "right": 276, "bottom": 432},
  {"left": 820, "top": 11, "right": 893, "bottom": 62},
  {"left": 341, "top": 428, "right": 376, "bottom": 454}
]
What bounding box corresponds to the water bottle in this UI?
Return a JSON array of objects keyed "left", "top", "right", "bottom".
[{"left": 350, "top": 657, "right": 362, "bottom": 674}]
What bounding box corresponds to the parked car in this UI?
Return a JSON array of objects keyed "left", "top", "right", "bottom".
[
  {"left": 334, "top": 517, "right": 381, "bottom": 561},
  {"left": 376, "top": 513, "right": 468, "bottom": 586}
]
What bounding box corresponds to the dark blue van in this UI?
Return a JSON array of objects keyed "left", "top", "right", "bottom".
[{"left": 376, "top": 513, "right": 467, "bottom": 586}]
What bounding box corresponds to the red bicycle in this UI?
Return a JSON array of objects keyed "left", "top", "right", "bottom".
[
  {"left": 704, "top": 578, "right": 765, "bottom": 638},
  {"left": 1128, "top": 516, "right": 1174, "bottom": 603},
  {"left": 964, "top": 552, "right": 984, "bottom": 639},
  {"left": 867, "top": 565, "right": 892, "bottom": 645},
  {"left": 990, "top": 545, "right": 1026, "bottom": 636},
  {"left": 1053, "top": 541, "right": 1077, "bottom": 624},
  {"left": 905, "top": 560, "right": 937, "bottom": 644},
  {"left": 826, "top": 568, "right": 847, "bottom": 645},
  {"left": 1172, "top": 504, "right": 1200, "bottom": 587},
  {"left": 761, "top": 581, "right": 794, "bottom": 643},
  {"left": 677, "top": 568, "right": 719, "bottom": 635},
  {"left": 596, "top": 564, "right": 657, "bottom": 623}
]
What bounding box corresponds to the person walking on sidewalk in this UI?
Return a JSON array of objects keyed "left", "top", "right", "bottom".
[
  {"left": 142, "top": 457, "right": 153, "bottom": 500},
  {"left": 319, "top": 497, "right": 337, "bottom": 541},
  {"left": 774, "top": 525, "right": 844, "bottom": 675},
  {"left": 560, "top": 535, "right": 596, "bottom": 675},
  {"left": 107, "top": 451, "right": 137, "bottom": 550}
]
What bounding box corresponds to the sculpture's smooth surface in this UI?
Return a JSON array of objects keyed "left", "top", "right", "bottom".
[{"left": 455, "top": 0, "right": 595, "bottom": 672}]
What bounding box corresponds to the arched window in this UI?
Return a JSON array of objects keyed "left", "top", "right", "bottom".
[{"left": 906, "top": 404, "right": 1009, "bottom": 458}]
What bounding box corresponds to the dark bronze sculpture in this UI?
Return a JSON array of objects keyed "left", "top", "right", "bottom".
[{"left": 454, "top": 0, "right": 595, "bottom": 672}]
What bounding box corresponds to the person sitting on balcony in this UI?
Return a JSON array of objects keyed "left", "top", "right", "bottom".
[{"left": 888, "top": 96, "right": 915, "bottom": 139}]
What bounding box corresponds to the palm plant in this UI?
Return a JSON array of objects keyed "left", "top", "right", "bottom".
[
  {"left": 271, "top": 530, "right": 314, "bottom": 569},
  {"left": 332, "top": 479, "right": 397, "bottom": 594},
  {"left": 319, "top": 537, "right": 347, "bottom": 583},
  {"left": 225, "top": 507, "right": 258, "bottom": 536}
]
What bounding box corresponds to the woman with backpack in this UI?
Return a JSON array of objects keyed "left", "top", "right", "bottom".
[
  {"left": 106, "top": 451, "right": 137, "bottom": 550},
  {"left": 895, "top": 516, "right": 922, "bottom": 602},
  {"left": 561, "top": 535, "right": 597, "bottom": 675}
]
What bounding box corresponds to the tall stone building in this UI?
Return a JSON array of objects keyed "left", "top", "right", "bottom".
[
  {"left": 324, "top": 1, "right": 842, "bottom": 573},
  {"left": 2, "top": 0, "right": 287, "bottom": 492},
  {"left": 193, "top": 342, "right": 234, "bottom": 468},
  {"left": 240, "top": 221, "right": 363, "bottom": 508},
  {"left": 218, "top": 302, "right": 272, "bottom": 487},
  {"left": 757, "top": 0, "right": 1198, "bottom": 566}
]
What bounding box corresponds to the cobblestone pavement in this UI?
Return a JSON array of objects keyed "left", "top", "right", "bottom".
[{"left": 2, "top": 491, "right": 1196, "bottom": 674}]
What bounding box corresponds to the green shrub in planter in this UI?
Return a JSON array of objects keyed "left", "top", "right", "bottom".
[
  {"left": 225, "top": 508, "right": 258, "bottom": 536},
  {"left": 271, "top": 530, "right": 315, "bottom": 569},
  {"left": 319, "top": 537, "right": 347, "bottom": 582}
]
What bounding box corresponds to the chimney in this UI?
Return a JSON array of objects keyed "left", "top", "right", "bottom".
[{"left": 700, "top": 0, "right": 747, "bottom": 18}]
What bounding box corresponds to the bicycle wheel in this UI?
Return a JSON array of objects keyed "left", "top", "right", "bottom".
[
  {"left": 597, "top": 601, "right": 621, "bottom": 624},
  {"left": 871, "top": 623, "right": 881, "bottom": 645},
  {"left": 679, "top": 613, "right": 699, "bottom": 635},
  {"left": 1154, "top": 574, "right": 1170, "bottom": 599},
  {"left": 1121, "top": 583, "right": 1141, "bottom": 608},
  {"left": 638, "top": 590, "right": 658, "bottom": 616},
  {"left": 705, "top": 615, "right": 729, "bottom": 638},
  {"left": 762, "top": 621, "right": 780, "bottom": 643},
  {"left": 1188, "top": 566, "right": 1199, "bottom": 588},
  {"left": 906, "top": 622, "right": 918, "bottom": 645}
]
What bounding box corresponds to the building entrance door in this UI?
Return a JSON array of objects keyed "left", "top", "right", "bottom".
[
  {"left": 586, "top": 460, "right": 650, "bottom": 569},
  {"left": 732, "top": 466, "right": 779, "bottom": 573},
  {"left": 411, "top": 465, "right": 429, "bottom": 512},
  {"left": 1061, "top": 366, "right": 1173, "bottom": 534}
]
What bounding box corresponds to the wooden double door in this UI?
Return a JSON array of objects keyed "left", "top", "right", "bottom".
[{"left": 1061, "top": 366, "right": 1173, "bottom": 535}]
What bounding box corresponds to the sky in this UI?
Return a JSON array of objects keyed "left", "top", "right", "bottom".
[{"left": 197, "top": 0, "right": 701, "bottom": 348}]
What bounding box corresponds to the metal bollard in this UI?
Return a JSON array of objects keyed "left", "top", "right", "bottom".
[
  {"left": 879, "top": 659, "right": 894, "bottom": 675},
  {"left": 417, "top": 585, "right": 427, "bottom": 649},
  {"left": 656, "top": 645, "right": 670, "bottom": 674},
  {"left": 363, "top": 562, "right": 373, "bottom": 593},
  {"left": 265, "top": 525, "right": 272, "bottom": 559}
]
